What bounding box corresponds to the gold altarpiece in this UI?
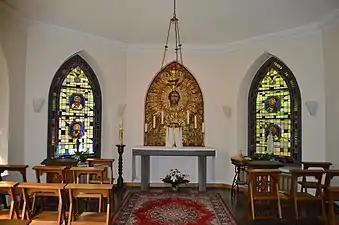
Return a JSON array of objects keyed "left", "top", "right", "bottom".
[{"left": 144, "top": 61, "right": 204, "bottom": 147}]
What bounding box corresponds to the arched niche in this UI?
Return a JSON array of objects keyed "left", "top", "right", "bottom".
[
  {"left": 47, "top": 54, "right": 102, "bottom": 159},
  {"left": 248, "top": 55, "right": 302, "bottom": 164},
  {"left": 144, "top": 61, "right": 204, "bottom": 147}
]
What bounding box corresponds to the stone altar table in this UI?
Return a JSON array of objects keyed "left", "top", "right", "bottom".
[{"left": 132, "top": 146, "right": 216, "bottom": 192}]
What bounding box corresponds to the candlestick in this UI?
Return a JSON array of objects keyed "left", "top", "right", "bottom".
[
  {"left": 144, "top": 123, "right": 148, "bottom": 132},
  {"left": 153, "top": 116, "right": 156, "bottom": 128},
  {"left": 187, "top": 110, "right": 190, "bottom": 124},
  {"left": 194, "top": 115, "right": 197, "bottom": 129},
  {"left": 161, "top": 111, "right": 164, "bottom": 124},
  {"left": 202, "top": 122, "right": 205, "bottom": 133}
]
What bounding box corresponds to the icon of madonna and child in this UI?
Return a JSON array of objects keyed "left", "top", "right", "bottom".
[{"left": 69, "top": 93, "right": 85, "bottom": 110}]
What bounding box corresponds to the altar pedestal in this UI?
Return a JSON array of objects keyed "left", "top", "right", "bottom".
[{"left": 132, "top": 146, "right": 216, "bottom": 192}]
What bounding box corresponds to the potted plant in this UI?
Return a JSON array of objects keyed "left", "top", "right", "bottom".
[{"left": 162, "top": 169, "right": 190, "bottom": 191}]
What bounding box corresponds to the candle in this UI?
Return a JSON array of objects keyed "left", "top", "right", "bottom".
[
  {"left": 153, "top": 116, "right": 156, "bottom": 128},
  {"left": 118, "top": 120, "right": 124, "bottom": 145},
  {"left": 187, "top": 110, "right": 190, "bottom": 124},
  {"left": 145, "top": 123, "right": 148, "bottom": 132},
  {"left": 194, "top": 115, "right": 197, "bottom": 129},
  {"left": 161, "top": 111, "right": 164, "bottom": 124},
  {"left": 202, "top": 122, "right": 205, "bottom": 133}
]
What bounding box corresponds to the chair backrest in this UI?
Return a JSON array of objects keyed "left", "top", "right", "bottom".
[
  {"left": 289, "top": 169, "right": 324, "bottom": 195},
  {"left": 69, "top": 167, "right": 105, "bottom": 184},
  {"left": 247, "top": 169, "right": 281, "bottom": 197},
  {"left": 302, "top": 162, "right": 332, "bottom": 170},
  {"left": 0, "top": 181, "right": 19, "bottom": 219},
  {"left": 33, "top": 166, "right": 67, "bottom": 183},
  {"left": 87, "top": 158, "right": 115, "bottom": 184}
]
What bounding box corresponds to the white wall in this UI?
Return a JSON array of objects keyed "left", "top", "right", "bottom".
[
  {"left": 25, "top": 22, "right": 127, "bottom": 181},
  {"left": 0, "top": 5, "right": 27, "bottom": 166},
  {"left": 126, "top": 27, "right": 326, "bottom": 184},
  {"left": 0, "top": 44, "right": 9, "bottom": 164},
  {"left": 16, "top": 18, "right": 328, "bottom": 184},
  {"left": 323, "top": 21, "right": 339, "bottom": 168}
]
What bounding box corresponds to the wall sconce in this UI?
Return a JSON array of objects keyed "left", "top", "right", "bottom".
[
  {"left": 33, "top": 98, "right": 45, "bottom": 113},
  {"left": 305, "top": 101, "right": 318, "bottom": 116},
  {"left": 117, "top": 103, "right": 126, "bottom": 116},
  {"left": 222, "top": 105, "right": 232, "bottom": 118}
]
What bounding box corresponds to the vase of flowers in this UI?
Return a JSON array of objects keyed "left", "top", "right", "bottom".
[{"left": 162, "top": 169, "right": 190, "bottom": 191}]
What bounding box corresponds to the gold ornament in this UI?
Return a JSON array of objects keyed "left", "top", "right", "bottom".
[{"left": 144, "top": 61, "right": 204, "bottom": 146}]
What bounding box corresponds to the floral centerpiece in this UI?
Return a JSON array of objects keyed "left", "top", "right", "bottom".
[{"left": 162, "top": 169, "right": 190, "bottom": 191}]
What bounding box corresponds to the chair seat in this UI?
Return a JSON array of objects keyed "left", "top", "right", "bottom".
[
  {"left": 73, "top": 212, "right": 111, "bottom": 224},
  {"left": 0, "top": 219, "right": 31, "bottom": 225},
  {"left": 31, "top": 211, "right": 60, "bottom": 222}
]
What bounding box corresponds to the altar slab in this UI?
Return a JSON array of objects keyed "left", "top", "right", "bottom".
[{"left": 132, "top": 146, "right": 216, "bottom": 192}]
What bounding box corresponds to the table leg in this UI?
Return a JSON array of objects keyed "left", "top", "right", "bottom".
[
  {"left": 198, "top": 156, "right": 207, "bottom": 192},
  {"left": 141, "top": 155, "right": 150, "bottom": 191}
]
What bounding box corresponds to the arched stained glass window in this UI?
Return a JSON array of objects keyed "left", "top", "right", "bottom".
[
  {"left": 248, "top": 56, "right": 301, "bottom": 164},
  {"left": 47, "top": 55, "right": 102, "bottom": 159}
]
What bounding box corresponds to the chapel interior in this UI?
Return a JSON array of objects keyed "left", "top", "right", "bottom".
[{"left": 1, "top": 0, "right": 339, "bottom": 224}]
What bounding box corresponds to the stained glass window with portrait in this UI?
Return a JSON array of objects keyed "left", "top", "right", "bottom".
[
  {"left": 248, "top": 57, "right": 301, "bottom": 164},
  {"left": 47, "top": 55, "right": 102, "bottom": 159}
]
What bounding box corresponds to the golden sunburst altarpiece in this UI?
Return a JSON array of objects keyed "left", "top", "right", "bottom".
[{"left": 144, "top": 61, "right": 204, "bottom": 146}]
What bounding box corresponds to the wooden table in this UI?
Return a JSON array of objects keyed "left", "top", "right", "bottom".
[{"left": 132, "top": 146, "right": 216, "bottom": 192}]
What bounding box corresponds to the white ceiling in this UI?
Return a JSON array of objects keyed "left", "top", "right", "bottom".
[{"left": 3, "top": 0, "right": 339, "bottom": 44}]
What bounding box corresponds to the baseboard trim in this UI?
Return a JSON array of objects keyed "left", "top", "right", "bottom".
[{"left": 122, "top": 182, "right": 247, "bottom": 192}]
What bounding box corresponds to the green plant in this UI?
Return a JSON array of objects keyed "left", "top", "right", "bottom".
[{"left": 252, "top": 152, "right": 276, "bottom": 161}]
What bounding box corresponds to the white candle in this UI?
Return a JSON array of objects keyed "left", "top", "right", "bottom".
[
  {"left": 202, "top": 122, "right": 205, "bottom": 133},
  {"left": 145, "top": 123, "right": 148, "bottom": 132},
  {"left": 194, "top": 115, "right": 197, "bottom": 129},
  {"left": 187, "top": 110, "right": 190, "bottom": 124},
  {"left": 153, "top": 116, "right": 156, "bottom": 128},
  {"left": 161, "top": 111, "right": 164, "bottom": 124}
]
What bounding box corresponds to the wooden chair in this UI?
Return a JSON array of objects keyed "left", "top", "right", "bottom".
[
  {"left": 19, "top": 182, "right": 66, "bottom": 225},
  {"left": 0, "top": 165, "right": 28, "bottom": 209},
  {"left": 69, "top": 167, "right": 105, "bottom": 213},
  {"left": 0, "top": 181, "right": 20, "bottom": 220},
  {"left": 299, "top": 162, "right": 332, "bottom": 194},
  {"left": 66, "top": 184, "right": 113, "bottom": 225},
  {"left": 322, "top": 170, "right": 339, "bottom": 225},
  {"left": 86, "top": 159, "right": 115, "bottom": 184},
  {"left": 280, "top": 169, "right": 325, "bottom": 220},
  {"left": 246, "top": 169, "right": 282, "bottom": 220}
]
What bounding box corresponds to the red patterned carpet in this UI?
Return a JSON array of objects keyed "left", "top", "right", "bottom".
[{"left": 112, "top": 190, "right": 237, "bottom": 225}]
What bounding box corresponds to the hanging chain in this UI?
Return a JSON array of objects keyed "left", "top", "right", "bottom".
[{"left": 161, "top": 0, "right": 183, "bottom": 69}]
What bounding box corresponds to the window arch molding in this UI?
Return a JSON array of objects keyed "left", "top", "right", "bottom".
[
  {"left": 248, "top": 56, "right": 301, "bottom": 164},
  {"left": 47, "top": 54, "right": 102, "bottom": 159}
]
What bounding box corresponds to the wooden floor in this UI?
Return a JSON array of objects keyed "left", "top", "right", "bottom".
[{"left": 112, "top": 187, "right": 327, "bottom": 225}]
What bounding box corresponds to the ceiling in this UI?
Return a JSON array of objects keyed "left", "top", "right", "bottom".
[{"left": 3, "top": 0, "right": 339, "bottom": 45}]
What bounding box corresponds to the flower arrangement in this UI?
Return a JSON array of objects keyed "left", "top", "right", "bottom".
[{"left": 162, "top": 169, "right": 190, "bottom": 189}]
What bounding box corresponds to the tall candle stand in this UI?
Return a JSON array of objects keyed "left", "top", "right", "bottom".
[{"left": 116, "top": 144, "right": 126, "bottom": 189}]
